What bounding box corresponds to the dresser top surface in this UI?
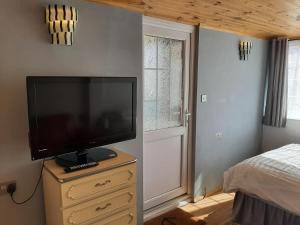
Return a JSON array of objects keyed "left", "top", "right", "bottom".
[{"left": 44, "top": 148, "right": 136, "bottom": 182}]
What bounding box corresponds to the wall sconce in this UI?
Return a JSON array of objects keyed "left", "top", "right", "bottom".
[
  {"left": 45, "top": 5, "right": 78, "bottom": 45},
  {"left": 239, "top": 41, "right": 253, "bottom": 60}
]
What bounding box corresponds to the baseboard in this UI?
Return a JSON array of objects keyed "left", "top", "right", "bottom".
[
  {"left": 206, "top": 186, "right": 223, "bottom": 197},
  {"left": 143, "top": 194, "right": 192, "bottom": 222},
  {"left": 193, "top": 185, "right": 223, "bottom": 203}
]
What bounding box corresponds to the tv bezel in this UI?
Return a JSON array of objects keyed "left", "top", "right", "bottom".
[{"left": 26, "top": 76, "right": 137, "bottom": 161}]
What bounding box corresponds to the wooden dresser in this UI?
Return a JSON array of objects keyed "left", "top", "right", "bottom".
[{"left": 42, "top": 149, "right": 137, "bottom": 225}]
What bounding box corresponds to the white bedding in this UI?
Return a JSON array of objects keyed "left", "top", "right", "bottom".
[{"left": 223, "top": 144, "right": 300, "bottom": 216}]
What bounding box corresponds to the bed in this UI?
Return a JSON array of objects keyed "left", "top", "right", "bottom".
[{"left": 223, "top": 144, "right": 300, "bottom": 225}]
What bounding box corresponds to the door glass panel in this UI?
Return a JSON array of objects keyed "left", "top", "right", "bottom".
[
  {"left": 144, "top": 35, "right": 184, "bottom": 131},
  {"left": 144, "top": 36, "right": 157, "bottom": 69},
  {"left": 158, "top": 38, "right": 170, "bottom": 69},
  {"left": 144, "top": 70, "right": 157, "bottom": 101}
]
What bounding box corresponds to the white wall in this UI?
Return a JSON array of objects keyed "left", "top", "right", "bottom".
[
  {"left": 0, "top": 1, "right": 143, "bottom": 225},
  {"left": 262, "top": 120, "right": 300, "bottom": 151}
]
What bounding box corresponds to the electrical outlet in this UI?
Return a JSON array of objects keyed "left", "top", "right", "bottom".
[
  {"left": 0, "top": 181, "right": 16, "bottom": 196},
  {"left": 216, "top": 132, "right": 223, "bottom": 139},
  {"left": 201, "top": 94, "right": 207, "bottom": 103}
]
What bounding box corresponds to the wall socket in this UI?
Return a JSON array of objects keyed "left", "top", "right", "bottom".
[
  {"left": 0, "top": 181, "right": 16, "bottom": 196},
  {"left": 216, "top": 132, "right": 223, "bottom": 139},
  {"left": 201, "top": 94, "right": 207, "bottom": 103}
]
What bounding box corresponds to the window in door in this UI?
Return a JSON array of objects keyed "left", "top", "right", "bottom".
[{"left": 144, "top": 35, "right": 184, "bottom": 131}]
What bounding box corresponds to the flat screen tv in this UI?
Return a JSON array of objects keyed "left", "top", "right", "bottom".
[{"left": 27, "top": 76, "right": 136, "bottom": 166}]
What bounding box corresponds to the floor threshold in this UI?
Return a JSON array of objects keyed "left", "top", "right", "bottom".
[{"left": 143, "top": 194, "right": 192, "bottom": 222}]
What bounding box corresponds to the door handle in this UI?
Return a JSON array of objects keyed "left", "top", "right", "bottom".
[{"left": 184, "top": 110, "right": 191, "bottom": 125}]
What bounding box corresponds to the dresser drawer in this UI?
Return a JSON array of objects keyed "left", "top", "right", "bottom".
[
  {"left": 61, "top": 164, "right": 136, "bottom": 207},
  {"left": 91, "top": 209, "right": 136, "bottom": 225},
  {"left": 62, "top": 186, "right": 136, "bottom": 225}
]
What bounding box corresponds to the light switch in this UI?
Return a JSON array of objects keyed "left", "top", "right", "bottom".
[{"left": 201, "top": 94, "right": 207, "bottom": 103}]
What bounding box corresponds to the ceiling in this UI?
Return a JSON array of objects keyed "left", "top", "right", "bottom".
[{"left": 88, "top": 0, "right": 300, "bottom": 39}]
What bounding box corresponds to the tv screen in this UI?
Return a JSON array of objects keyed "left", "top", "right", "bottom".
[{"left": 27, "top": 76, "right": 137, "bottom": 160}]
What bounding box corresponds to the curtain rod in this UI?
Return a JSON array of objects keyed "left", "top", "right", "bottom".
[{"left": 288, "top": 38, "right": 300, "bottom": 41}]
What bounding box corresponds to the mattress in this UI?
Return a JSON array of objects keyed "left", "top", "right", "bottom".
[{"left": 223, "top": 144, "right": 300, "bottom": 216}]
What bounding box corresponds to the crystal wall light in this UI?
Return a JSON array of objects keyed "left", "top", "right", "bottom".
[
  {"left": 239, "top": 41, "right": 253, "bottom": 60},
  {"left": 45, "top": 5, "right": 78, "bottom": 45}
]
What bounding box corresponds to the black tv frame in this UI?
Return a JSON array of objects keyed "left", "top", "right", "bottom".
[{"left": 26, "top": 76, "right": 137, "bottom": 165}]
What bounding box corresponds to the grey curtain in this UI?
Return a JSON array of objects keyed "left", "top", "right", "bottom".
[{"left": 263, "top": 38, "right": 288, "bottom": 128}]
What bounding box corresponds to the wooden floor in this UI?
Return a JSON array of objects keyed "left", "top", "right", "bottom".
[{"left": 145, "top": 193, "right": 234, "bottom": 225}]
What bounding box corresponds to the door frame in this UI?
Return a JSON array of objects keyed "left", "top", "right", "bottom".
[{"left": 142, "top": 16, "right": 196, "bottom": 210}]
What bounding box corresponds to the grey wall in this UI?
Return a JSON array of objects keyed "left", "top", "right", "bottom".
[
  {"left": 262, "top": 120, "right": 300, "bottom": 151},
  {"left": 0, "top": 1, "right": 143, "bottom": 225},
  {"left": 193, "top": 28, "right": 268, "bottom": 197}
]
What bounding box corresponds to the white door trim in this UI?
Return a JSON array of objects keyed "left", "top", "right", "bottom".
[
  {"left": 143, "top": 16, "right": 195, "bottom": 33},
  {"left": 142, "top": 16, "right": 195, "bottom": 211}
]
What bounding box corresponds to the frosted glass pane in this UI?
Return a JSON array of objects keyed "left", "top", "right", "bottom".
[
  {"left": 170, "top": 40, "right": 183, "bottom": 75},
  {"left": 157, "top": 69, "right": 182, "bottom": 129},
  {"left": 157, "top": 70, "right": 171, "bottom": 129},
  {"left": 143, "top": 35, "right": 184, "bottom": 131},
  {"left": 170, "top": 39, "right": 183, "bottom": 125},
  {"left": 144, "top": 36, "right": 157, "bottom": 69},
  {"left": 158, "top": 70, "right": 170, "bottom": 99},
  {"left": 144, "top": 69, "right": 157, "bottom": 101},
  {"left": 158, "top": 37, "right": 170, "bottom": 69},
  {"left": 144, "top": 101, "right": 156, "bottom": 131}
]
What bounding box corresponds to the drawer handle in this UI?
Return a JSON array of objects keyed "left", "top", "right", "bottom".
[
  {"left": 128, "top": 170, "right": 134, "bottom": 180},
  {"left": 94, "top": 180, "right": 111, "bottom": 187},
  {"left": 129, "top": 213, "right": 134, "bottom": 224},
  {"left": 95, "top": 203, "right": 112, "bottom": 212},
  {"left": 128, "top": 192, "right": 134, "bottom": 202}
]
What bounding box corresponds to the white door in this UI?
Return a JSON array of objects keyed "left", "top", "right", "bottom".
[{"left": 143, "top": 18, "right": 192, "bottom": 210}]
